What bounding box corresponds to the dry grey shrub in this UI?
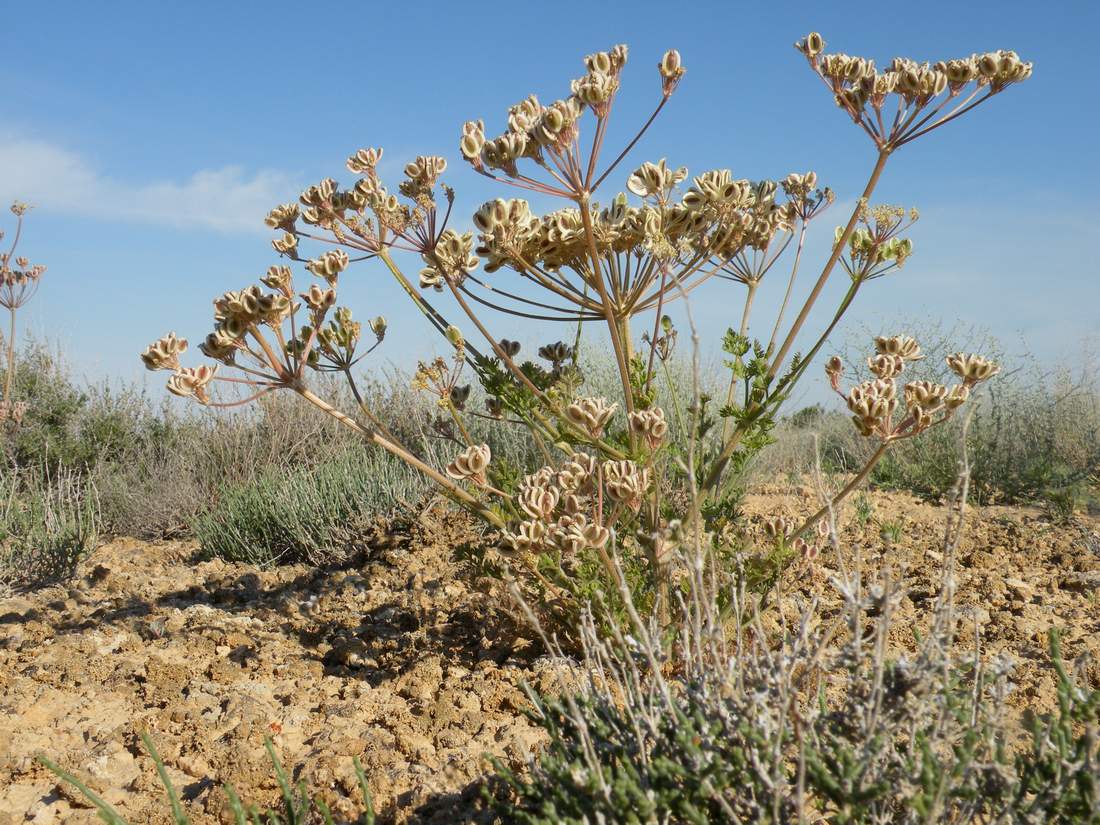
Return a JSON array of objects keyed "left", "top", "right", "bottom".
[
  {"left": 142, "top": 33, "right": 1031, "bottom": 628},
  {"left": 491, "top": 439, "right": 1100, "bottom": 823}
]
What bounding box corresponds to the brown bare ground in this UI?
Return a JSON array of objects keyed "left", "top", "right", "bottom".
[{"left": 1, "top": 492, "right": 1097, "bottom": 823}]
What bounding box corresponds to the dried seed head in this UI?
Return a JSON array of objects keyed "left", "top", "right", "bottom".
[
  {"left": 551, "top": 513, "right": 611, "bottom": 556},
  {"left": 846, "top": 378, "right": 898, "bottom": 437},
  {"left": 628, "top": 407, "right": 669, "bottom": 450},
  {"left": 565, "top": 396, "right": 618, "bottom": 439},
  {"left": 946, "top": 352, "right": 999, "bottom": 384},
  {"left": 369, "top": 316, "right": 387, "bottom": 340},
  {"left": 904, "top": 380, "right": 948, "bottom": 408},
  {"left": 943, "top": 383, "right": 970, "bottom": 409},
  {"left": 446, "top": 443, "right": 491, "bottom": 486},
  {"left": 764, "top": 516, "right": 792, "bottom": 540},
  {"left": 272, "top": 232, "right": 298, "bottom": 254},
  {"left": 459, "top": 120, "right": 486, "bottom": 164},
  {"left": 306, "top": 250, "right": 350, "bottom": 286},
  {"left": 499, "top": 339, "right": 521, "bottom": 358},
  {"left": 538, "top": 341, "right": 573, "bottom": 365},
  {"left": 200, "top": 328, "right": 240, "bottom": 363},
  {"left": 420, "top": 229, "right": 479, "bottom": 289},
  {"left": 603, "top": 459, "right": 650, "bottom": 511},
  {"left": 301, "top": 284, "right": 337, "bottom": 312},
  {"left": 557, "top": 452, "right": 597, "bottom": 493},
  {"left": 627, "top": 159, "right": 688, "bottom": 199},
  {"left": 825, "top": 355, "right": 844, "bottom": 390},
  {"left": 265, "top": 203, "right": 300, "bottom": 231},
  {"left": 166, "top": 365, "right": 218, "bottom": 405},
  {"left": 261, "top": 265, "right": 293, "bottom": 293},
  {"left": 867, "top": 353, "right": 905, "bottom": 379},
  {"left": 518, "top": 483, "right": 560, "bottom": 520},
  {"left": 141, "top": 332, "right": 188, "bottom": 371},
  {"left": 504, "top": 519, "right": 547, "bottom": 553},
  {"left": 346, "top": 147, "right": 384, "bottom": 174},
  {"left": 874, "top": 335, "right": 922, "bottom": 360},
  {"left": 795, "top": 32, "right": 825, "bottom": 59},
  {"left": 658, "top": 49, "right": 685, "bottom": 94}
]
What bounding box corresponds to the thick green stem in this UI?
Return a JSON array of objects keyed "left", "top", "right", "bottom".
[{"left": 719, "top": 280, "right": 758, "bottom": 443}]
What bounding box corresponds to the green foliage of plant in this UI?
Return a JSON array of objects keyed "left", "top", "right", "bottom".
[
  {"left": 192, "top": 450, "right": 431, "bottom": 566},
  {"left": 853, "top": 492, "right": 874, "bottom": 526}
]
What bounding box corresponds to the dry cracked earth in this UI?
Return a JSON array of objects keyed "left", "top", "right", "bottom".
[{"left": 1, "top": 491, "right": 1098, "bottom": 823}]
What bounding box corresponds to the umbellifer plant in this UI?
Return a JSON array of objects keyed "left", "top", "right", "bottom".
[
  {"left": 142, "top": 34, "right": 1030, "bottom": 626},
  {"left": 0, "top": 201, "right": 46, "bottom": 428}
]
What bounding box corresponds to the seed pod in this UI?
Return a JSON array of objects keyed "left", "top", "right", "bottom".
[
  {"left": 301, "top": 284, "right": 337, "bottom": 312},
  {"left": 450, "top": 384, "right": 471, "bottom": 410},
  {"left": 796, "top": 32, "right": 825, "bottom": 59},
  {"left": 659, "top": 49, "right": 682, "bottom": 78},
  {"left": 261, "top": 266, "right": 293, "bottom": 292},
  {"left": 628, "top": 407, "right": 669, "bottom": 450},
  {"left": 603, "top": 459, "right": 650, "bottom": 512},
  {"left": 518, "top": 483, "right": 560, "bottom": 520},
  {"left": 565, "top": 397, "right": 618, "bottom": 439},
  {"left": 764, "top": 516, "right": 791, "bottom": 540},
  {"left": 265, "top": 203, "right": 300, "bottom": 231},
  {"left": 445, "top": 443, "right": 491, "bottom": 486},
  {"left": 874, "top": 335, "right": 922, "bottom": 360},
  {"left": 140, "top": 332, "right": 188, "bottom": 371},
  {"left": 538, "top": 341, "right": 573, "bottom": 364},
  {"left": 504, "top": 519, "right": 547, "bottom": 552},
  {"left": 445, "top": 325, "right": 465, "bottom": 348},
  {"left": 946, "top": 352, "right": 999, "bottom": 384},
  {"left": 166, "top": 364, "right": 218, "bottom": 405},
  {"left": 346, "top": 147, "right": 384, "bottom": 174},
  {"left": 944, "top": 384, "right": 970, "bottom": 409},
  {"left": 499, "top": 339, "right": 521, "bottom": 357}
]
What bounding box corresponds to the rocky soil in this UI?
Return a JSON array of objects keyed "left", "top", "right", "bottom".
[{"left": 1, "top": 492, "right": 1098, "bottom": 823}]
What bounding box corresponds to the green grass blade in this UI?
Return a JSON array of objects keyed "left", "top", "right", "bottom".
[
  {"left": 36, "top": 755, "right": 131, "bottom": 825},
  {"left": 140, "top": 732, "right": 190, "bottom": 824},
  {"left": 353, "top": 756, "right": 376, "bottom": 825}
]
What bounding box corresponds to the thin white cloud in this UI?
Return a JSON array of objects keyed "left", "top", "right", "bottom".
[{"left": 0, "top": 136, "right": 299, "bottom": 233}]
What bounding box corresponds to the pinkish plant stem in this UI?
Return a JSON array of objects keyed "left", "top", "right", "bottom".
[{"left": 3, "top": 307, "right": 14, "bottom": 405}]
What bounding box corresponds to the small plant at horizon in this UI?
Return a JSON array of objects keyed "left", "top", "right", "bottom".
[
  {"left": 879, "top": 518, "right": 904, "bottom": 544},
  {"left": 853, "top": 491, "right": 874, "bottom": 526},
  {"left": 141, "top": 34, "right": 1030, "bottom": 628},
  {"left": 0, "top": 202, "right": 46, "bottom": 429}
]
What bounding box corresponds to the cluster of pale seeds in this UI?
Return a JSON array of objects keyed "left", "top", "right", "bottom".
[
  {"left": 500, "top": 450, "right": 653, "bottom": 559},
  {"left": 1, "top": 203, "right": 46, "bottom": 312},
  {"left": 795, "top": 32, "right": 1032, "bottom": 145},
  {"left": 826, "top": 336, "right": 998, "bottom": 440},
  {"left": 763, "top": 515, "right": 831, "bottom": 563},
  {"left": 0, "top": 399, "right": 28, "bottom": 424}
]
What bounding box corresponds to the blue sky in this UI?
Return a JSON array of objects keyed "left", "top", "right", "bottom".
[{"left": 3, "top": 0, "right": 1096, "bottom": 403}]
